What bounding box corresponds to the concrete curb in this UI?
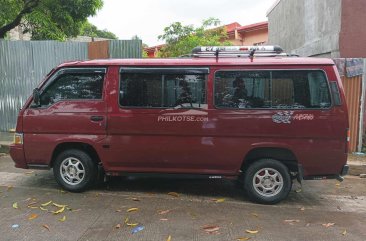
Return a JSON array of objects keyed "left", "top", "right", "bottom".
[
  {"left": 348, "top": 162, "right": 366, "bottom": 176},
  {"left": 0, "top": 143, "right": 10, "bottom": 154},
  {"left": 0, "top": 142, "right": 365, "bottom": 176}
]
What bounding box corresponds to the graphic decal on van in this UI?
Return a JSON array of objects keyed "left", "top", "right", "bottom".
[
  {"left": 272, "top": 112, "right": 315, "bottom": 124},
  {"left": 158, "top": 109, "right": 208, "bottom": 122},
  {"left": 272, "top": 111, "right": 294, "bottom": 124}
]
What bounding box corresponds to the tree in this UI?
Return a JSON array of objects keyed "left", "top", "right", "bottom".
[
  {"left": 80, "top": 22, "right": 117, "bottom": 39},
  {"left": 158, "top": 18, "right": 231, "bottom": 57},
  {"left": 0, "top": 0, "right": 103, "bottom": 40}
]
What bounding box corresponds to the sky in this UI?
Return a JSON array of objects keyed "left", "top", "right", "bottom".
[{"left": 88, "top": 0, "right": 276, "bottom": 47}]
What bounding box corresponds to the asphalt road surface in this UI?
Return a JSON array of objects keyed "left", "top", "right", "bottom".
[{"left": 0, "top": 155, "right": 365, "bottom": 241}]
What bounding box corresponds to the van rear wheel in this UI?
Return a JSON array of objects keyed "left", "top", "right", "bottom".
[
  {"left": 244, "top": 159, "right": 292, "bottom": 204},
  {"left": 53, "top": 149, "right": 97, "bottom": 192}
]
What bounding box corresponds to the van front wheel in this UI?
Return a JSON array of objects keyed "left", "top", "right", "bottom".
[
  {"left": 244, "top": 159, "right": 292, "bottom": 204},
  {"left": 53, "top": 149, "right": 97, "bottom": 192}
]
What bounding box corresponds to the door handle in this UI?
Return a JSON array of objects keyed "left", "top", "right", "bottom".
[{"left": 90, "top": 116, "right": 104, "bottom": 122}]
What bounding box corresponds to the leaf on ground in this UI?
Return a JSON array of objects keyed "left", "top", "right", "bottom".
[
  {"left": 40, "top": 207, "right": 48, "bottom": 211},
  {"left": 53, "top": 206, "right": 65, "bottom": 214},
  {"left": 25, "top": 171, "right": 34, "bottom": 175},
  {"left": 212, "top": 198, "right": 225, "bottom": 203},
  {"left": 12, "top": 202, "right": 18, "bottom": 209},
  {"left": 300, "top": 207, "right": 305, "bottom": 211},
  {"left": 42, "top": 224, "right": 50, "bottom": 231},
  {"left": 251, "top": 213, "right": 259, "bottom": 218},
  {"left": 58, "top": 216, "right": 66, "bottom": 222},
  {"left": 29, "top": 206, "right": 38, "bottom": 209},
  {"left": 295, "top": 189, "right": 302, "bottom": 193},
  {"left": 127, "top": 222, "right": 139, "bottom": 227},
  {"left": 342, "top": 230, "right": 347, "bottom": 235},
  {"left": 158, "top": 209, "right": 172, "bottom": 215},
  {"left": 127, "top": 197, "right": 140, "bottom": 202},
  {"left": 28, "top": 214, "right": 38, "bottom": 220},
  {"left": 127, "top": 208, "right": 139, "bottom": 212},
  {"left": 203, "top": 225, "right": 220, "bottom": 234},
  {"left": 115, "top": 224, "right": 121, "bottom": 229},
  {"left": 322, "top": 223, "right": 335, "bottom": 228},
  {"left": 237, "top": 237, "right": 251, "bottom": 241},
  {"left": 52, "top": 203, "right": 66, "bottom": 208},
  {"left": 27, "top": 202, "right": 38, "bottom": 207},
  {"left": 41, "top": 201, "right": 52, "bottom": 206},
  {"left": 167, "top": 235, "right": 172, "bottom": 241},
  {"left": 7, "top": 186, "right": 13, "bottom": 191},
  {"left": 245, "top": 230, "right": 259, "bottom": 234},
  {"left": 167, "top": 192, "right": 179, "bottom": 197},
  {"left": 284, "top": 219, "right": 300, "bottom": 224},
  {"left": 160, "top": 218, "right": 169, "bottom": 221},
  {"left": 124, "top": 217, "right": 129, "bottom": 224},
  {"left": 115, "top": 209, "right": 122, "bottom": 212}
]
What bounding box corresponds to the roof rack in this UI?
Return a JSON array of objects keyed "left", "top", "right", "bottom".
[{"left": 191, "top": 45, "right": 295, "bottom": 58}]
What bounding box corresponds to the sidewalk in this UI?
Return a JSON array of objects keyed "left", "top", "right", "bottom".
[
  {"left": 0, "top": 132, "right": 13, "bottom": 153},
  {"left": 0, "top": 132, "right": 365, "bottom": 176}
]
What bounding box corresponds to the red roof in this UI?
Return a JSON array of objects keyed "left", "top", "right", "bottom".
[
  {"left": 223, "top": 22, "right": 241, "bottom": 32},
  {"left": 236, "top": 21, "right": 268, "bottom": 32}
]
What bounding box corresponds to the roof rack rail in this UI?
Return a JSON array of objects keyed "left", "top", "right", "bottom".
[{"left": 191, "top": 45, "right": 294, "bottom": 58}]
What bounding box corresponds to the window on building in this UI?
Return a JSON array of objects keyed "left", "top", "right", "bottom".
[
  {"left": 40, "top": 72, "right": 104, "bottom": 106},
  {"left": 120, "top": 71, "right": 207, "bottom": 108},
  {"left": 214, "top": 70, "right": 331, "bottom": 109}
]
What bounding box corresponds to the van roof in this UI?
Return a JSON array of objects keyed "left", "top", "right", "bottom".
[{"left": 58, "top": 57, "right": 335, "bottom": 68}]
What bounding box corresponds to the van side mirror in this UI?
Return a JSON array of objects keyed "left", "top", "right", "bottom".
[{"left": 32, "top": 88, "right": 41, "bottom": 107}]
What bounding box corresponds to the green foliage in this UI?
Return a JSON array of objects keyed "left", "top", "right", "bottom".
[
  {"left": 0, "top": 0, "right": 103, "bottom": 40},
  {"left": 80, "top": 22, "right": 117, "bottom": 39},
  {"left": 158, "top": 18, "right": 231, "bottom": 57}
]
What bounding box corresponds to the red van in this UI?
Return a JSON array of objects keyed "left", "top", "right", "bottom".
[{"left": 10, "top": 46, "right": 349, "bottom": 204}]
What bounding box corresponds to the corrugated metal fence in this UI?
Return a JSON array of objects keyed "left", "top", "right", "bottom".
[{"left": 0, "top": 40, "right": 141, "bottom": 131}]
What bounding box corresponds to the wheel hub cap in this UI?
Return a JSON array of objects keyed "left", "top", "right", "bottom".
[
  {"left": 60, "top": 157, "right": 85, "bottom": 186},
  {"left": 253, "top": 168, "right": 284, "bottom": 197}
]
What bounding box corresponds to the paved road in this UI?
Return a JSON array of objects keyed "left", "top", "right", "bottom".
[{"left": 0, "top": 155, "right": 365, "bottom": 241}]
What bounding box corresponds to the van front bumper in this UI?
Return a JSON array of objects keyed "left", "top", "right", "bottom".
[{"left": 9, "top": 144, "right": 27, "bottom": 169}]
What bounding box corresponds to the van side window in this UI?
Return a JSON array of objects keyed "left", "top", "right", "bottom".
[
  {"left": 214, "top": 70, "right": 331, "bottom": 109},
  {"left": 120, "top": 73, "right": 206, "bottom": 108},
  {"left": 40, "top": 73, "right": 104, "bottom": 106}
]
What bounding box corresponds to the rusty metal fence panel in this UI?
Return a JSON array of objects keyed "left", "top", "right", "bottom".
[
  {"left": 342, "top": 75, "right": 363, "bottom": 152},
  {"left": 0, "top": 40, "right": 88, "bottom": 131}
]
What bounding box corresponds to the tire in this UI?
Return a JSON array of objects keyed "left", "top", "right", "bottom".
[
  {"left": 243, "top": 159, "right": 292, "bottom": 204},
  {"left": 53, "top": 149, "right": 97, "bottom": 192}
]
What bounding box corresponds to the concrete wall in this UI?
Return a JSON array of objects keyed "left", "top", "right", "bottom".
[
  {"left": 339, "top": 0, "right": 366, "bottom": 58},
  {"left": 268, "top": 0, "right": 342, "bottom": 57}
]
